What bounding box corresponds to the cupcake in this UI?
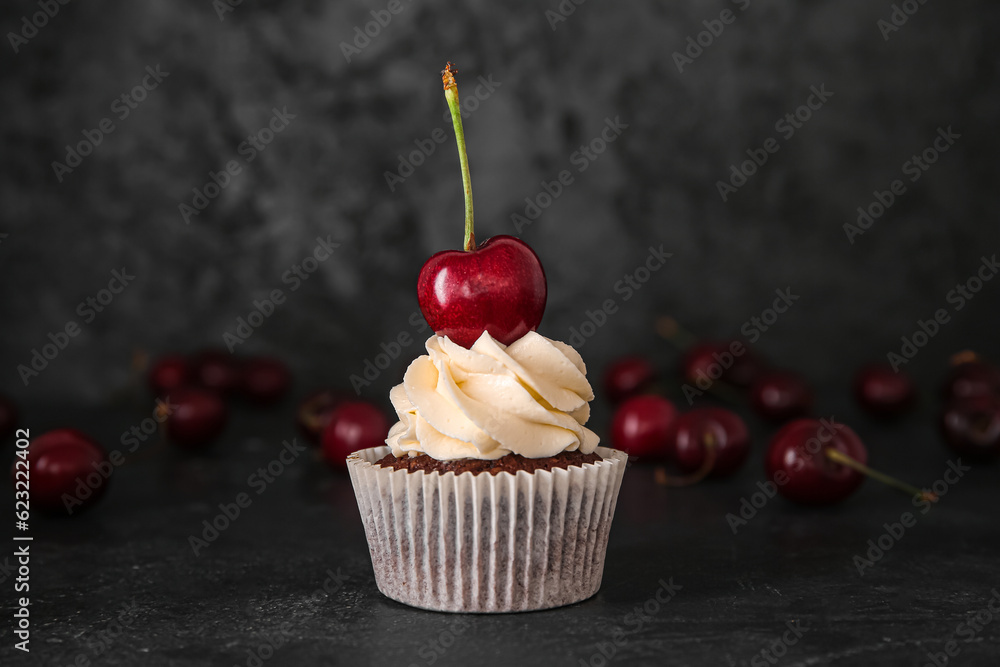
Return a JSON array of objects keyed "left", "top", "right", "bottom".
[{"left": 347, "top": 63, "right": 627, "bottom": 612}]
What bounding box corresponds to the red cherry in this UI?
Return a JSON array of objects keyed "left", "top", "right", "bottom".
[
  {"left": 765, "top": 419, "right": 867, "bottom": 505},
  {"left": 853, "top": 363, "right": 915, "bottom": 418},
  {"left": 417, "top": 235, "right": 547, "bottom": 348},
  {"left": 192, "top": 349, "right": 241, "bottom": 395},
  {"left": 240, "top": 357, "right": 291, "bottom": 406},
  {"left": 148, "top": 355, "right": 190, "bottom": 396},
  {"left": 0, "top": 394, "right": 18, "bottom": 441},
  {"left": 670, "top": 407, "right": 749, "bottom": 477},
  {"left": 163, "top": 387, "right": 228, "bottom": 449},
  {"left": 296, "top": 389, "right": 348, "bottom": 444},
  {"left": 681, "top": 341, "right": 763, "bottom": 389},
  {"left": 610, "top": 395, "right": 678, "bottom": 462},
  {"left": 940, "top": 395, "right": 1000, "bottom": 460},
  {"left": 603, "top": 356, "right": 656, "bottom": 404},
  {"left": 13, "top": 429, "right": 109, "bottom": 514},
  {"left": 750, "top": 370, "right": 813, "bottom": 422},
  {"left": 321, "top": 402, "right": 389, "bottom": 469},
  {"left": 941, "top": 358, "right": 1000, "bottom": 402}
]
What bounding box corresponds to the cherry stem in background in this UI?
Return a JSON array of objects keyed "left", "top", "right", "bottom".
[
  {"left": 654, "top": 432, "right": 718, "bottom": 487},
  {"left": 655, "top": 316, "right": 744, "bottom": 406},
  {"left": 823, "top": 447, "right": 938, "bottom": 503},
  {"left": 442, "top": 63, "right": 476, "bottom": 252}
]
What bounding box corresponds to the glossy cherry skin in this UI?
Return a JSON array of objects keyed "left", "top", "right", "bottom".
[
  {"left": 670, "top": 407, "right": 750, "bottom": 477},
  {"left": 240, "top": 357, "right": 291, "bottom": 406},
  {"left": 681, "top": 341, "right": 763, "bottom": 388},
  {"left": 163, "top": 387, "right": 228, "bottom": 449},
  {"left": 14, "top": 429, "right": 109, "bottom": 514},
  {"left": 417, "top": 235, "right": 546, "bottom": 348},
  {"left": 192, "top": 349, "right": 241, "bottom": 395},
  {"left": 610, "top": 395, "right": 678, "bottom": 462},
  {"left": 604, "top": 356, "right": 657, "bottom": 404},
  {"left": 148, "top": 355, "right": 191, "bottom": 396},
  {"left": 750, "top": 370, "right": 813, "bottom": 422},
  {"left": 321, "top": 402, "right": 389, "bottom": 469},
  {"left": 297, "top": 389, "right": 348, "bottom": 444},
  {"left": 940, "top": 395, "right": 1000, "bottom": 460},
  {"left": 0, "top": 394, "right": 18, "bottom": 441},
  {"left": 853, "top": 363, "right": 915, "bottom": 418},
  {"left": 765, "top": 418, "right": 867, "bottom": 505},
  {"left": 941, "top": 360, "right": 1000, "bottom": 402}
]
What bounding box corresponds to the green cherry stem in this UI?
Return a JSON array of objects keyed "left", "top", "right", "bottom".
[{"left": 443, "top": 63, "right": 475, "bottom": 252}]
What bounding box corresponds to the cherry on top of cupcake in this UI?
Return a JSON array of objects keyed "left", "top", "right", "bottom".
[{"left": 416, "top": 63, "right": 547, "bottom": 349}]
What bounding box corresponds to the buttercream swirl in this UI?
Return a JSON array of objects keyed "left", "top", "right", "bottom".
[{"left": 386, "top": 331, "right": 599, "bottom": 460}]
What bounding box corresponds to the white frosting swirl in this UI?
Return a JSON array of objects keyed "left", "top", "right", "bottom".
[{"left": 386, "top": 331, "right": 600, "bottom": 460}]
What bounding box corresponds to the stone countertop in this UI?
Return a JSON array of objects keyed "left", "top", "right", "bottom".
[{"left": 2, "top": 399, "right": 998, "bottom": 667}]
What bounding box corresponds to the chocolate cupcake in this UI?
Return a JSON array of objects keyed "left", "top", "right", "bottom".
[{"left": 347, "top": 332, "right": 627, "bottom": 613}]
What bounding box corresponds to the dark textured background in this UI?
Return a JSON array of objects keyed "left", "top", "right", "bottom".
[{"left": 2, "top": 1, "right": 999, "bottom": 407}]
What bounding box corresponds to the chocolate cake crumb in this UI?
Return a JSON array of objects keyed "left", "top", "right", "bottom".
[{"left": 375, "top": 450, "right": 603, "bottom": 476}]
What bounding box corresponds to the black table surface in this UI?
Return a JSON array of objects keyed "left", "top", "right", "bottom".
[{"left": 2, "top": 396, "right": 998, "bottom": 667}]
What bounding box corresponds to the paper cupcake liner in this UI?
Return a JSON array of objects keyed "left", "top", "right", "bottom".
[{"left": 347, "top": 446, "right": 627, "bottom": 613}]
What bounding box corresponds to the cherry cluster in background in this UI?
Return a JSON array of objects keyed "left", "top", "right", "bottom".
[
  {"left": 605, "top": 320, "right": 1000, "bottom": 505},
  {"left": 3, "top": 349, "right": 387, "bottom": 517}
]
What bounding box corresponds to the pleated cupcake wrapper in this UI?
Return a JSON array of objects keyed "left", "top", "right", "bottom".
[{"left": 347, "top": 446, "right": 627, "bottom": 613}]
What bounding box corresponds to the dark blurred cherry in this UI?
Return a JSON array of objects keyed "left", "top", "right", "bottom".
[
  {"left": 681, "top": 340, "right": 763, "bottom": 388},
  {"left": 240, "top": 357, "right": 291, "bottom": 406},
  {"left": 766, "top": 419, "right": 867, "bottom": 505},
  {"left": 940, "top": 395, "right": 1000, "bottom": 460},
  {"left": 297, "top": 389, "right": 348, "bottom": 444},
  {"left": 14, "top": 429, "right": 109, "bottom": 514},
  {"left": 750, "top": 370, "right": 813, "bottom": 422},
  {"left": 610, "top": 395, "right": 678, "bottom": 462},
  {"left": 192, "top": 349, "right": 241, "bottom": 395},
  {"left": 941, "top": 354, "right": 1000, "bottom": 402},
  {"left": 603, "top": 356, "right": 656, "bottom": 404},
  {"left": 322, "top": 402, "right": 389, "bottom": 469},
  {"left": 0, "top": 394, "right": 18, "bottom": 441},
  {"left": 853, "top": 363, "right": 915, "bottom": 418},
  {"left": 670, "top": 407, "right": 750, "bottom": 478},
  {"left": 148, "top": 355, "right": 191, "bottom": 396},
  {"left": 163, "top": 387, "right": 228, "bottom": 449}
]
